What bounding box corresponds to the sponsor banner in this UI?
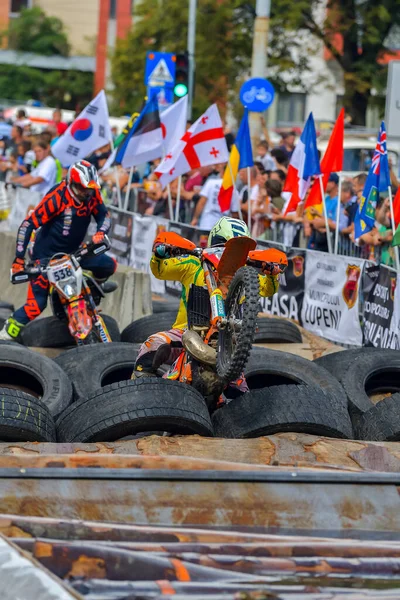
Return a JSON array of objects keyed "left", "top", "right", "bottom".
[
  {"left": 301, "top": 251, "right": 364, "bottom": 346},
  {"left": 389, "top": 274, "right": 400, "bottom": 349},
  {"left": 108, "top": 209, "right": 134, "bottom": 265},
  {"left": 130, "top": 214, "right": 168, "bottom": 295},
  {"left": 363, "top": 265, "right": 398, "bottom": 348},
  {"left": 7, "top": 188, "right": 41, "bottom": 231},
  {"left": 259, "top": 248, "right": 305, "bottom": 323}
]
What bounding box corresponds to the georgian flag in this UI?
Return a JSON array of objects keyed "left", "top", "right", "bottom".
[
  {"left": 160, "top": 94, "right": 188, "bottom": 153},
  {"left": 155, "top": 103, "right": 229, "bottom": 188}
]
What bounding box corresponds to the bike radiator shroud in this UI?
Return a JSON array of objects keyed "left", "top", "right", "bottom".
[{"left": 187, "top": 285, "right": 211, "bottom": 329}]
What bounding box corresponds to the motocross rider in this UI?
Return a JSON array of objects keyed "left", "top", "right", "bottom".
[
  {"left": 0, "top": 160, "right": 117, "bottom": 341},
  {"left": 132, "top": 217, "right": 281, "bottom": 383}
]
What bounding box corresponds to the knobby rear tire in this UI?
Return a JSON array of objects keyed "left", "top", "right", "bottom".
[{"left": 217, "top": 266, "right": 260, "bottom": 383}]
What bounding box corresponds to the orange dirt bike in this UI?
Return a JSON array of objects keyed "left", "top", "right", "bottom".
[
  {"left": 10, "top": 236, "right": 115, "bottom": 345},
  {"left": 152, "top": 231, "right": 288, "bottom": 407}
]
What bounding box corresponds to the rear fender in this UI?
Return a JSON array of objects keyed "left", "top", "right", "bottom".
[
  {"left": 165, "top": 351, "right": 192, "bottom": 384},
  {"left": 67, "top": 299, "right": 92, "bottom": 340}
]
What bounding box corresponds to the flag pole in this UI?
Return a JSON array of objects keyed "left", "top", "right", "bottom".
[
  {"left": 334, "top": 172, "right": 342, "bottom": 254},
  {"left": 228, "top": 158, "right": 243, "bottom": 220},
  {"left": 175, "top": 176, "right": 182, "bottom": 222},
  {"left": 109, "top": 138, "right": 122, "bottom": 210},
  {"left": 388, "top": 184, "right": 400, "bottom": 272},
  {"left": 247, "top": 166, "right": 252, "bottom": 231},
  {"left": 319, "top": 174, "right": 332, "bottom": 253},
  {"left": 123, "top": 166, "right": 134, "bottom": 211}
]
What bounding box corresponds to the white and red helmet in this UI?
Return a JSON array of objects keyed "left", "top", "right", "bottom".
[{"left": 67, "top": 160, "right": 100, "bottom": 202}]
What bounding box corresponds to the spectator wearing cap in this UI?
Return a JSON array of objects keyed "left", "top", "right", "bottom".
[{"left": 277, "top": 131, "right": 296, "bottom": 161}]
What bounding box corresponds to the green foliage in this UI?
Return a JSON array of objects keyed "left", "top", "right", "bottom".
[
  {"left": 111, "top": 0, "right": 254, "bottom": 119},
  {"left": 271, "top": 0, "right": 400, "bottom": 124},
  {"left": 5, "top": 7, "right": 70, "bottom": 56},
  {"left": 0, "top": 65, "right": 93, "bottom": 108}
]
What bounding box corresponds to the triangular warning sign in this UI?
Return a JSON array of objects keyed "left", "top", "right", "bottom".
[{"left": 148, "top": 58, "right": 174, "bottom": 84}]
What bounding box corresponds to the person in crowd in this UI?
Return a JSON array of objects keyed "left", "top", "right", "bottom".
[
  {"left": 8, "top": 125, "right": 23, "bottom": 154},
  {"left": 269, "top": 169, "right": 286, "bottom": 185},
  {"left": 14, "top": 109, "right": 31, "bottom": 129},
  {"left": 270, "top": 148, "right": 288, "bottom": 173},
  {"left": 254, "top": 162, "right": 269, "bottom": 187},
  {"left": 277, "top": 130, "right": 296, "bottom": 161},
  {"left": 256, "top": 140, "right": 275, "bottom": 171},
  {"left": 190, "top": 164, "right": 239, "bottom": 229},
  {"left": 11, "top": 140, "right": 57, "bottom": 195},
  {"left": 0, "top": 161, "right": 116, "bottom": 342},
  {"left": 307, "top": 173, "right": 339, "bottom": 252},
  {"left": 51, "top": 109, "right": 68, "bottom": 136},
  {"left": 239, "top": 166, "right": 259, "bottom": 223}
]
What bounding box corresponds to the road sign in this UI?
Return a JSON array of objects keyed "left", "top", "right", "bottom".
[
  {"left": 145, "top": 52, "right": 176, "bottom": 89},
  {"left": 239, "top": 78, "right": 275, "bottom": 112},
  {"left": 385, "top": 61, "right": 400, "bottom": 139}
]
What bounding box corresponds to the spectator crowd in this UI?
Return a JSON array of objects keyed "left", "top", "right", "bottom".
[{"left": 0, "top": 108, "right": 398, "bottom": 268}]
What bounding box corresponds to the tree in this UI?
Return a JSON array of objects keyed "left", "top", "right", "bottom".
[
  {"left": 270, "top": 0, "right": 400, "bottom": 125},
  {"left": 4, "top": 6, "right": 70, "bottom": 56},
  {"left": 0, "top": 8, "right": 93, "bottom": 108},
  {"left": 111, "top": 0, "right": 254, "bottom": 118}
]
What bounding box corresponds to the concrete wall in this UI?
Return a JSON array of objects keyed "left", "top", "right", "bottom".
[
  {"left": 33, "top": 0, "right": 99, "bottom": 56},
  {"left": 0, "top": 231, "right": 152, "bottom": 331}
]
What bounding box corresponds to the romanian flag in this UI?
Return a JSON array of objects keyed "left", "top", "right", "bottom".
[
  {"left": 305, "top": 108, "right": 344, "bottom": 210},
  {"left": 218, "top": 109, "right": 253, "bottom": 212}
]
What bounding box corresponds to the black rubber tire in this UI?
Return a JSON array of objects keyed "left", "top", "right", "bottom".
[
  {"left": 212, "top": 385, "right": 353, "bottom": 439},
  {"left": 243, "top": 348, "right": 347, "bottom": 404},
  {"left": 217, "top": 266, "right": 260, "bottom": 383},
  {"left": 121, "top": 312, "right": 177, "bottom": 344},
  {"left": 56, "top": 379, "right": 214, "bottom": 442},
  {"left": 0, "top": 387, "right": 56, "bottom": 442},
  {"left": 152, "top": 297, "right": 180, "bottom": 314},
  {"left": 339, "top": 350, "right": 400, "bottom": 420},
  {"left": 21, "top": 315, "right": 120, "bottom": 348},
  {"left": 54, "top": 342, "right": 142, "bottom": 399},
  {"left": 314, "top": 348, "right": 379, "bottom": 382},
  {"left": 356, "top": 393, "right": 400, "bottom": 441},
  {"left": 0, "top": 308, "right": 13, "bottom": 322},
  {"left": 0, "top": 301, "right": 14, "bottom": 311},
  {"left": 0, "top": 344, "right": 73, "bottom": 417},
  {"left": 254, "top": 318, "right": 302, "bottom": 343}
]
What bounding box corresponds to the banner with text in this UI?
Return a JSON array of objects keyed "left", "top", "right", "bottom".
[
  {"left": 301, "top": 251, "right": 364, "bottom": 346},
  {"left": 108, "top": 209, "right": 134, "bottom": 265},
  {"left": 363, "top": 265, "right": 398, "bottom": 348},
  {"left": 130, "top": 214, "right": 169, "bottom": 295}
]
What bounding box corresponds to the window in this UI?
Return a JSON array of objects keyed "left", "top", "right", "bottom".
[
  {"left": 277, "top": 93, "right": 306, "bottom": 126},
  {"left": 110, "top": 0, "right": 117, "bottom": 19},
  {"left": 10, "top": 0, "right": 31, "bottom": 15}
]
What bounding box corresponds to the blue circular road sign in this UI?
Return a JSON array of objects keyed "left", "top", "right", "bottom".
[{"left": 239, "top": 78, "right": 275, "bottom": 112}]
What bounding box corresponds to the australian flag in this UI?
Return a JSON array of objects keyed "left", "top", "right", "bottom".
[
  {"left": 354, "top": 121, "right": 390, "bottom": 239},
  {"left": 115, "top": 95, "right": 163, "bottom": 168}
]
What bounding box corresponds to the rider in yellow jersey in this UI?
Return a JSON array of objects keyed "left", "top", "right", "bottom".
[{"left": 132, "top": 217, "right": 280, "bottom": 381}]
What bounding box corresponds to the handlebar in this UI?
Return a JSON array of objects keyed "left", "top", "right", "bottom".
[{"left": 10, "top": 235, "right": 111, "bottom": 284}]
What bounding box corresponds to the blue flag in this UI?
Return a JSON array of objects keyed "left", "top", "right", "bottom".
[
  {"left": 237, "top": 109, "right": 254, "bottom": 169},
  {"left": 354, "top": 121, "right": 390, "bottom": 239},
  {"left": 115, "top": 95, "right": 162, "bottom": 168}
]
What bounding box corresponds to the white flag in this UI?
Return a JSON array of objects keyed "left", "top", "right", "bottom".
[
  {"left": 155, "top": 103, "right": 228, "bottom": 188},
  {"left": 160, "top": 95, "right": 188, "bottom": 154},
  {"left": 52, "top": 90, "right": 112, "bottom": 167}
]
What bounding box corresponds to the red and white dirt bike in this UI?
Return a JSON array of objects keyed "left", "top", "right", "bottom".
[
  {"left": 151, "top": 231, "right": 288, "bottom": 409},
  {"left": 11, "top": 237, "right": 114, "bottom": 345}
]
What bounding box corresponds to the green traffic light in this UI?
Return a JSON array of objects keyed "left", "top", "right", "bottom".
[{"left": 174, "top": 83, "right": 188, "bottom": 97}]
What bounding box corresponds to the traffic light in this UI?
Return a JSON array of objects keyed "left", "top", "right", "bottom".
[{"left": 174, "top": 52, "right": 189, "bottom": 98}]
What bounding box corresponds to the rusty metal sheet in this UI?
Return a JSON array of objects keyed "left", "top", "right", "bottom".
[{"left": 0, "top": 469, "right": 398, "bottom": 535}]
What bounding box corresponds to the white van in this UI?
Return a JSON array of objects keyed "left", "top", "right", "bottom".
[{"left": 317, "top": 136, "right": 399, "bottom": 178}]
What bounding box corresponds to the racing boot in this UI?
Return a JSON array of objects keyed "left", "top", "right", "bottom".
[
  {"left": 0, "top": 318, "right": 24, "bottom": 342},
  {"left": 131, "top": 365, "right": 155, "bottom": 380}
]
